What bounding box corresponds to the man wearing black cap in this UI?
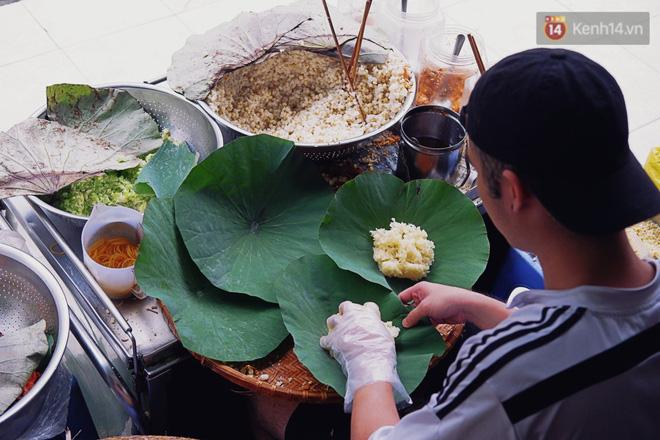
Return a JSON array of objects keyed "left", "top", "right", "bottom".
[{"left": 320, "top": 48, "right": 660, "bottom": 439}]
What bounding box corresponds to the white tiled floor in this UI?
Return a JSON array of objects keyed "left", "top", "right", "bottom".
[{"left": 0, "top": 0, "right": 658, "bottom": 163}]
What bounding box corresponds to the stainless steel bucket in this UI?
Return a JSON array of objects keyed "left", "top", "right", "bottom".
[
  {"left": 0, "top": 243, "right": 70, "bottom": 440},
  {"left": 399, "top": 105, "right": 467, "bottom": 182}
]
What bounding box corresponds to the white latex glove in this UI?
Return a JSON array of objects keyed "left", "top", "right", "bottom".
[{"left": 320, "top": 301, "right": 411, "bottom": 412}]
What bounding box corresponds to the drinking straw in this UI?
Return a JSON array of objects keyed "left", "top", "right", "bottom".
[{"left": 467, "top": 34, "right": 486, "bottom": 74}]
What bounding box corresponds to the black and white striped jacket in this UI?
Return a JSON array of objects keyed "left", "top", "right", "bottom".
[{"left": 371, "top": 260, "right": 660, "bottom": 439}]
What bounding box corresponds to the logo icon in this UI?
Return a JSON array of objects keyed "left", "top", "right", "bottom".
[{"left": 545, "top": 16, "right": 567, "bottom": 40}]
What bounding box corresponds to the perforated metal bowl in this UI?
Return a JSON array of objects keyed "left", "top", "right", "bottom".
[
  {"left": 198, "top": 50, "right": 416, "bottom": 161},
  {"left": 0, "top": 243, "right": 69, "bottom": 440},
  {"left": 29, "top": 82, "right": 223, "bottom": 228}
]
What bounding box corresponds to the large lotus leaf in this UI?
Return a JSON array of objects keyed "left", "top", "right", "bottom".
[
  {"left": 174, "top": 135, "right": 333, "bottom": 303},
  {"left": 0, "top": 319, "right": 48, "bottom": 414},
  {"left": 274, "top": 254, "right": 445, "bottom": 397},
  {"left": 0, "top": 118, "right": 143, "bottom": 198},
  {"left": 134, "top": 198, "right": 288, "bottom": 362},
  {"left": 320, "top": 172, "right": 489, "bottom": 292},
  {"left": 47, "top": 83, "right": 162, "bottom": 156},
  {"left": 135, "top": 139, "right": 198, "bottom": 198},
  {"left": 167, "top": 2, "right": 389, "bottom": 100}
]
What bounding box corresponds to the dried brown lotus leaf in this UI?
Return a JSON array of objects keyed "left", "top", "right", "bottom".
[
  {"left": 167, "top": 2, "right": 390, "bottom": 100},
  {"left": 0, "top": 118, "right": 142, "bottom": 198}
]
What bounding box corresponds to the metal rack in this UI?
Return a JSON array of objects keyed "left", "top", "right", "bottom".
[{"left": 1, "top": 196, "right": 189, "bottom": 433}]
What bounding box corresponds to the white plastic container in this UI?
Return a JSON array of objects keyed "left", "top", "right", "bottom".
[
  {"left": 374, "top": 0, "right": 445, "bottom": 72},
  {"left": 81, "top": 205, "right": 143, "bottom": 300}
]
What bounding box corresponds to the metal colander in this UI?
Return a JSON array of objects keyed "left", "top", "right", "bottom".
[
  {"left": 195, "top": 47, "right": 417, "bottom": 162},
  {"left": 28, "top": 82, "right": 224, "bottom": 228},
  {"left": 0, "top": 243, "right": 70, "bottom": 440}
]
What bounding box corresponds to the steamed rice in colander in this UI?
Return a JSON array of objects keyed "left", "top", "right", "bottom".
[{"left": 206, "top": 50, "right": 413, "bottom": 144}]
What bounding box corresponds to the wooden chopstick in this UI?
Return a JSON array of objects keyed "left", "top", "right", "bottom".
[
  {"left": 320, "top": 0, "right": 367, "bottom": 123},
  {"left": 467, "top": 34, "right": 486, "bottom": 74},
  {"left": 348, "top": 0, "right": 373, "bottom": 82}
]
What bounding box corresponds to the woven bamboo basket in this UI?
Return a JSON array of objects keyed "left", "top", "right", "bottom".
[{"left": 160, "top": 301, "right": 463, "bottom": 403}]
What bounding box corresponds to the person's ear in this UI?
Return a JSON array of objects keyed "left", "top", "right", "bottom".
[{"left": 501, "top": 169, "right": 527, "bottom": 212}]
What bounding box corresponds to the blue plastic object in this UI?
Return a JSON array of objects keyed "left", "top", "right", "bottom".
[{"left": 490, "top": 248, "right": 544, "bottom": 302}]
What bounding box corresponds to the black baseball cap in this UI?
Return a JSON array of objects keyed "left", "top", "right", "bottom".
[{"left": 461, "top": 48, "right": 660, "bottom": 235}]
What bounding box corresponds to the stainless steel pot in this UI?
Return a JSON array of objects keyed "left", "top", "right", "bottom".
[
  {"left": 399, "top": 105, "right": 467, "bottom": 182},
  {"left": 0, "top": 243, "right": 70, "bottom": 440},
  {"left": 28, "top": 82, "right": 223, "bottom": 228},
  {"left": 197, "top": 51, "right": 417, "bottom": 162}
]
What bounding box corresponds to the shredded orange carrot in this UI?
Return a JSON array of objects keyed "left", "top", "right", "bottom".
[
  {"left": 20, "top": 371, "right": 40, "bottom": 397},
  {"left": 88, "top": 237, "right": 139, "bottom": 269}
]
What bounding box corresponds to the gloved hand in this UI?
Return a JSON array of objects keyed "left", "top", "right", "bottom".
[{"left": 320, "top": 301, "right": 411, "bottom": 412}]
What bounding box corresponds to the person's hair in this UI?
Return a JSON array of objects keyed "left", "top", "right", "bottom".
[{"left": 473, "top": 143, "right": 509, "bottom": 199}]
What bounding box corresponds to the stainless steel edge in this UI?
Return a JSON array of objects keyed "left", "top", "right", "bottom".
[
  {"left": 1, "top": 199, "right": 145, "bottom": 434},
  {"left": 27, "top": 199, "right": 133, "bottom": 335},
  {"left": 2, "top": 198, "right": 133, "bottom": 361},
  {"left": 24, "top": 199, "right": 141, "bottom": 375},
  {"left": 68, "top": 310, "right": 143, "bottom": 432}
]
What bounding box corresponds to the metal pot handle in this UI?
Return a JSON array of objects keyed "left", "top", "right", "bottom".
[{"left": 68, "top": 309, "right": 144, "bottom": 433}]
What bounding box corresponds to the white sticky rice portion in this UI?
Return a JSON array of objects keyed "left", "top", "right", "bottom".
[
  {"left": 370, "top": 218, "right": 435, "bottom": 281},
  {"left": 207, "top": 50, "right": 413, "bottom": 144}
]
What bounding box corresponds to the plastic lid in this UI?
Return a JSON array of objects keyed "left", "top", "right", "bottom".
[
  {"left": 425, "top": 26, "right": 483, "bottom": 66},
  {"left": 384, "top": 0, "right": 440, "bottom": 22}
]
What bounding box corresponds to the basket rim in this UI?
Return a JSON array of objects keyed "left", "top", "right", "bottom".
[{"left": 158, "top": 300, "right": 463, "bottom": 403}]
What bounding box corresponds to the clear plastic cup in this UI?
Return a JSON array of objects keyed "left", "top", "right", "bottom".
[
  {"left": 415, "top": 26, "right": 485, "bottom": 112},
  {"left": 374, "top": 0, "right": 444, "bottom": 72}
]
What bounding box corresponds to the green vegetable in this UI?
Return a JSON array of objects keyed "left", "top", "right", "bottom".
[
  {"left": 274, "top": 255, "right": 446, "bottom": 396},
  {"left": 319, "top": 173, "right": 490, "bottom": 292},
  {"left": 135, "top": 139, "right": 197, "bottom": 198},
  {"left": 53, "top": 165, "right": 151, "bottom": 217},
  {"left": 47, "top": 83, "right": 162, "bottom": 155},
  {"left": 135, "top": 198, "right": 289, "bottom": 361},
  {"left": 174, "top": 135, "right": 333, "bottom": 303}
]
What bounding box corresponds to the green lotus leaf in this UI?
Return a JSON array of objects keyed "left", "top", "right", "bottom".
[
  {"left": 46, "top": 83, "right": 162, "bottom": 156},
  {"left": 274, "top": 254, "right": 445, "bottom": 397},
  {"left": 135, "top": 197, "right": 288, "bottom": 362},
  {"left": 135, "top": 139, "right": 197, "bottom": 198},
  {"left": 174, "top": 135, "right": 334, "bottom": 303},
  {"left": 320, "top": 172, "right": 489, "bottom": 292}
]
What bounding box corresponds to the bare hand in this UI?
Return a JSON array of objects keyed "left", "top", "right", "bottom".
[
  {"left": 399, "top": 282, "right": 511, "bottom": 330},
  {"left": 399, "top": 282, "right": 473, "bottom": 328}
]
